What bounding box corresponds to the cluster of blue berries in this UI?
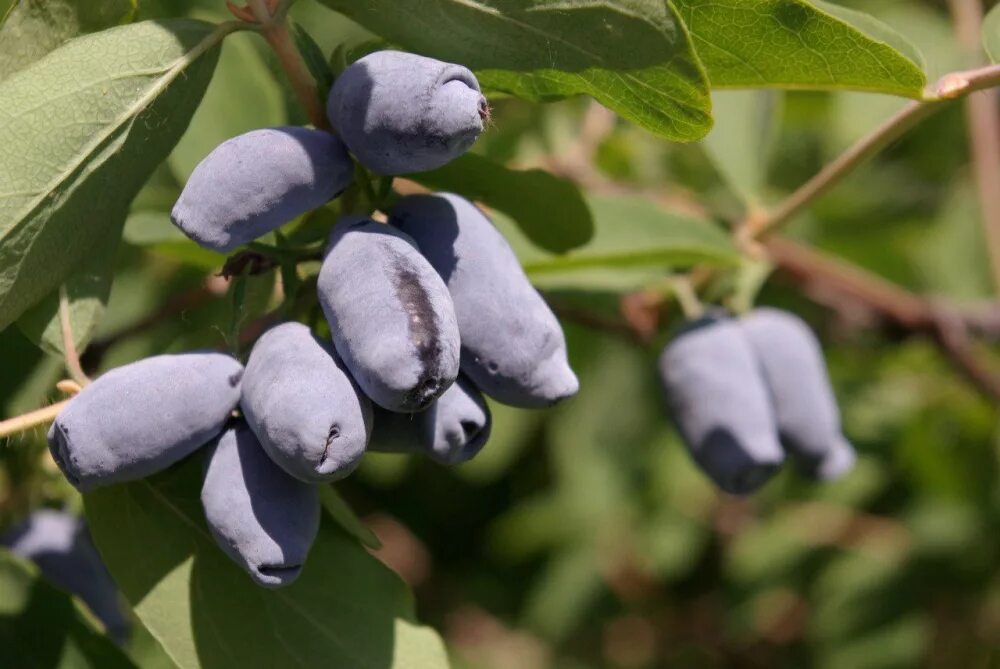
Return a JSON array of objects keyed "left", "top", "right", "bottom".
[
  {"left": 45, "top": 51, "right": 578, "bottom": 588},
  {"left": 659, "top": 309, "right": 857, "bottom": 495}
]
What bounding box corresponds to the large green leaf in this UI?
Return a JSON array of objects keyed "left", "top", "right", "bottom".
[
  {"left": 0, "top": 0, "right": 136, "bottom": 82},
  {"left": 18, "top": 181, "right": 135, "bottom": 356},
  {"left": 316, "top": 0, "right": 713, "bottom": 142},
  {"left": 499, "top": 195, "right": 739, "bottom": 291},
  {"left": 0, "top": 19, "right": 226, "bottom": 331},
  {"left": 16, "top": 223, "right": 122, "bottom": 357},
  {"left": 672, "top": 0, "right": 927, "bottom": 97},
  {"left": 0, "top": 549, "right": 135, "bottom": 668},
  {"left": 85, "top": 457, "right": 450, "bottom": 669},
  {"left": 410, "top": 153, "right": 594, "bottom": 253}
]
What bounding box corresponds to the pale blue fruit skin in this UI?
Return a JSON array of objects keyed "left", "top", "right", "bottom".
[
  {"left": 241, "top": 322, "right": 373, "bottom": 483},
  {"left": 390, "top": 193, "right": 578, "bottom": 408},
  {"left": 369, "top": 375, "right": 492, "bottom": 465},
  {"left": 171, "top": 127, "right": 353, "bottom": 252},
  {"left": 740, "top": 308, "right": 857, "bottom": 481},
  {"left": 2, "top": 510, "right": 129, "bottom": 643},
  {"left": 318, "top": 217, "right": 461, "bottom": 412},
  {"left": 658, "top": 314, "right": 785, "bottom": 495},
  {"left": 327, "top": 50, "right": 486, "bottom": 174},
  {"left": 201, "top": 421, "right": 320, "bottom": 589},
  {"left": 47, "top": 352, "right": 243, "bottom": 492}
]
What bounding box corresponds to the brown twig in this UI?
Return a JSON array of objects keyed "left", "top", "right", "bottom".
[
  {"left": 766, "top": 238, "right": 1000, "bottom": 400},
  {"left": 246, "top": 0, "right": 329, "bottom": 130}
]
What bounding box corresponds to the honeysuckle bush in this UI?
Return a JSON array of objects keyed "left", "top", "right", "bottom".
[{"left": 4, "top": 0, "right": 1000, "bottom": 667}]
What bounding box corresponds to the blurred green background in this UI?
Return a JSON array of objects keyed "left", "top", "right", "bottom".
[{"left": 4, "top": 0, "right": 1000, "bottom": 667}]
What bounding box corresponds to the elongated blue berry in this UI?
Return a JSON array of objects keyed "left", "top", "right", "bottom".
[
  {"left": 740, "top": 308, "right": 856, "bottom": 481},
  {"left": 171, "top": 127, "right": 353, "bottom": 252},
  {"left": 47, "top": 352, "right": 243, "bottom": 492},
  {"left": 2, "top": 510, "right": 129, "bottom": 643},
  {"left": 391, "top": 193, "right": 578, "bottom": 408},
  {"left": 327, "top": 50, "right": 486, "bottom": 174},
  {"left": 241, "top": 322, "right": 372, "bottom": 482},
  {"left": 369, "top": 375, "right": 491, "bottom": 464},
  {"left": 318, "top": 217, "right": 461, "bottom": 412},
  {"left": 658, "top": 314, "right": 785, "bottom": 495},
  {"left": 201, "top": 421, "right": 320, "bottom": 589}
]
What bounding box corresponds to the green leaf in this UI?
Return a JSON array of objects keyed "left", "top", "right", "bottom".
[
  {"left": 0, "top": 19, "right": 227, "bottom": 331},
  {"left": 522, "top": 545, "right": 603, "bottom": 641},
  {"left": 0, "top": 550, "right": 136, "bottom": 668},
  {"left": 500, "top": 195, "right": 738, "bottom": 290},
  {"left": 0, "top": 0, "right": 137, "bottom": 82},
  {"left": 291, "top": 21, "right": 335, "bottom": 103},
  {"left": 409, "top": 153, "right": 594, "bottom": 253},
  {"left": 984, "top": 2, "right": 1000, "bottom": 63},
  {"left": 315, "top": 0, "right": 713, "bottom": 142},
  {"left": 17, "top": 224, "right": 122, "bottom": 357},
  {"left": 319, "top": 485, "right": 383, "bottom": 550},
  {"left": 168, "top": 22, "right": 286, "bottom": 182},
  {"left": 672, "top": 0, "right": 927, "bottom": 97},
  {"left": 909, "top": 178, "right": 993, "bottom": 300},
  {"left": 701, "top": 90, "right": 782, "bottom": 206},
  {"left": 85, "top": 457, "right": 450, "bottom": 669},
  {"left": 123, "top": 210, "right": 226, "bottom": 270}
]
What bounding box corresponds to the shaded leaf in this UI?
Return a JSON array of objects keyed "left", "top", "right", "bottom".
[
  {"left": 0, "top": 549, "right": 135, "bottom": 668},
  {"left": 0, "top": 19, "right": 226, "bottom": 330},
  {"left": 701, "top": 89, "right": 782, "bottom": 205},
  {"left": 409, "top": 153, "right": 594, "bottom": 253},
  {"left": 17, "top": 223, "right": 122, "bottom": 357},
  {"left": 85, "top": 457, "right": 449, "bottom": 669},
  {"left": 123, "top": 210, "right": 225, "bottom": 271},
  {"left": 0, "top": 0, "right": 136, "bottom": 81},
  {"left": 291, "top": 21, "right": 335, "bottom": 103},
  {"left": 496, "top": 195, "right": 739, "bottom": 291},
  {"left": 316, "top": 0, "right": 713, "bottom": 142},
  {"left": 673, "top": 0, "right": 927, "bottom": 97},
  {"left": 319, "top": 484, "right": 383, "bottom": 550}
]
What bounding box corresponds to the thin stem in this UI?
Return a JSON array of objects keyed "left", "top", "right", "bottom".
[
  {"left": 947, "top": 0, "right": 1000, "bottom": 294},
  {"left": 746, "top": 62, "right": 1000, "bottom": 239},
  {"left": 248, "top": 0, "right": 328, "bottom": 130},
  {"left": 669, "top": 276, "right": 705, "bottom": 320},
  {"left": 58, "top": 286, "right": 90, "bottom": 387},
  {"left": 0, "top": 401, "right": 69, "bottom": 440}
]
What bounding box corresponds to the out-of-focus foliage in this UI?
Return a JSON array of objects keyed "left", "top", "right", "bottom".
[{"left": 2, "top": 0, "right": 1000, "bottom": 667}]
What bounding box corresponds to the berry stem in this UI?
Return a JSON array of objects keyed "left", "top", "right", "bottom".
[
  {"left": 248, "top": 0, "right": 330, "bottom": 131},
  {"left": 745, "top": 62, "right": 1000, "bottom": 240},
  {"left": 669, "top": 276, "right": 705, "bottom": 321},
  {"left": 0, "top": 400, "right": 70, "bottom": 440},
  {"left": 59, "top": 285, "right": 91, "bottom": 387}
]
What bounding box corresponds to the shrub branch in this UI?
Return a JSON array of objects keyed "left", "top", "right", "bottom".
[
  {"left": 744, "top": 62, "right": 1000, "bottom": 240},
  {"left": 245, "top": 0, "right": 329, "bottom": 130}
]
